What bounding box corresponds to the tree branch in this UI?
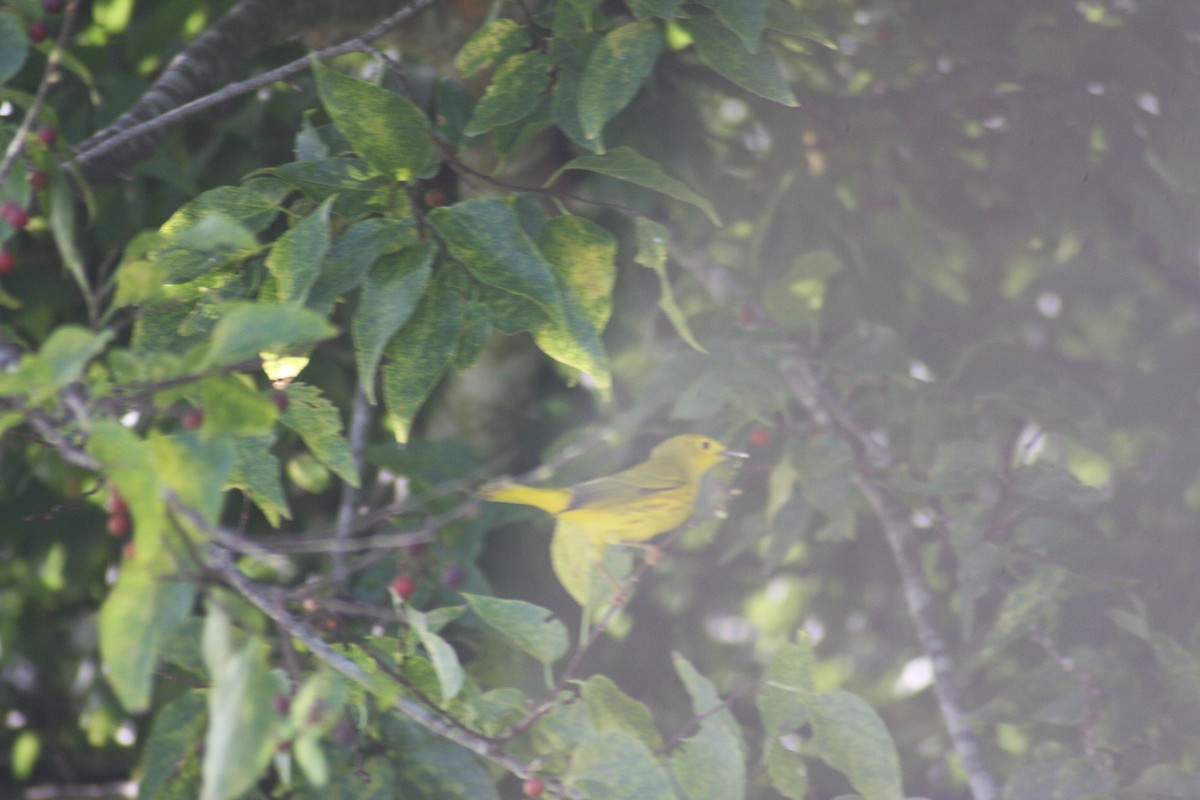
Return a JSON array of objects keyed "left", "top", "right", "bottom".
[
  {"left": 71, "top": 0, "right": 438, "bottom": 185},
  {"left": 781, "top": 351, "right": 1000, "bottom": 800}
]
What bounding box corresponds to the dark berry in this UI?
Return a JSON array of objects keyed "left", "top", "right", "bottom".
[
  {"left": 182, "top": 408, "right": 204, "bottom": 430},
  {"left": 0, "top": 250, "right": 13, "bottom": 276},
  {"left": 440, "top": 563, "right": 466, "bottom": 588},
  {"left": 28, "top": 22, "right": 49, "bottom": 42},
  {"left": 273, "top": 695, "right": 291, "bottom": 715},
  {"left": 271, "top": 391, "right": 289, "bottom": 412},
  {"left": 424, "top": 188, "right": 447, "bottom": 207},
  {"left": 391, "top": 575, "right": 416, "bottom": 599},
  {"left": 43, "top": 0, "right": 65, "bottom": 13},
  {"left": 29, "top": 171, "right": 48, "bottom": 191},
  {"left": 36, "top": 126, "right": 57, "bottom": 147}
]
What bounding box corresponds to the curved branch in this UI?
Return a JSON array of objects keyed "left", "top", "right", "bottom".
[
  {"left": 71, "top": 0, "right": 437, "bottom": 185},
  {"left": 781, "top": 352, "right": 1000, "bottom": 800}
]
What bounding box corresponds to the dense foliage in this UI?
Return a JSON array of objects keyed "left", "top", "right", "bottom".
[{"left": 3, "top": 1, "right": 1200, "bottom": 799}]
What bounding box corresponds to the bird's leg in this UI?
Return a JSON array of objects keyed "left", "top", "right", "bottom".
[{"left": 619, "top": 541, "right": 662, "bottom": 566}]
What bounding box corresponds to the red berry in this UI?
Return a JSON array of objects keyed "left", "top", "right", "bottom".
[
  {"left": 109, "top": 489, "right": 129, "bottom": 516},
  {"left": 182, "top": 408, "right": 204, "bottom": 430},
  {"left": 273, "top": 695, "right": 291, "bottom": 715},
  {"left": 28, "top": 21, "right": 49, "bottom": 42},
  {"left": 122, "top": 541, "right": 136, "bottom": 561},
  {"left": 749, "top": 428, "right": 770, "bottom": 447},
  {"left": 36, "top": 126, "right": 57, "bottom": 147},
  {"left": 391, "top": 575, "right": 416, "bottom": 599},
  {"left": 424, "top": 188, "right": 447, "bottom": 207},
  {"left": 0, "top": 250, "right": 13, "bottom": 276},
  {"left": 107, "top": 512, "right": 131, "bottom": 537},
  {"left": 441, "top": 563, "right": 465, "bottom": 588},
  {"left": 522, "top": 777, "right": 545, "bottom": 797},
  {"left": 29, "top": 171, "right": 48, "bottom": 191},
  {"left": 43, "top": 0, "right": 65, "bottom": 12},
  {"left": 271, "top": 391, "right": 289, "bottom": 412},
  {"left": 2, "top": 201, "right": 29, "bottom": 229}
]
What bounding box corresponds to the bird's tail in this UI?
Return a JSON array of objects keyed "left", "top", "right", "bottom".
[{"left": 478, "top": 480, "right": 572, "bottom": 514}]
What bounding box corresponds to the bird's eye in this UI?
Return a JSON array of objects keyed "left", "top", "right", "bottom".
[{"left": 700, "top": 440, "right": 711, "bottom": 450}]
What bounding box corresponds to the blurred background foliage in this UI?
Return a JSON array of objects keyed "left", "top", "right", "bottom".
[{"left": 3, "top": 0, "right": 1200, "bottom": 798}]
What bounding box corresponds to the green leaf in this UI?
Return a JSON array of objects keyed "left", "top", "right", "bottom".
[
  {"left": 278, "top": 382, "right": 359, "bottom": 486},
  {"left": 152, "top": 188, "right": 277, "bottom": 282},
  {"left": 311, "top": 58, "right": 437, "bottom": 181},
  {"left": 765, "top": 739, "right": 809, "bottom": 800},
  {"left": 980, "top": 566, "right": 1066, "bottom": 659},
  {"left": 566, "top": 729, "right": 675, "bottom": 800},
  {"left": 455, "top": 19, "right": 531, "bottom": 77},
  {"left": 462, "top": 593, "right": 569, "bottom": 666},
  {"left": 200, "top": 610, "right": 278, "bottom": 800},
  {"left": 581, "top": 675, "right": 663, "bottom": 752},
  {"left": 671, "top": 653, "right": 745, "bottom": 800},
  {"left": 552, "top": 147, "right": 721, "bottom": 225},
  {"left": 0, "top": 326, "right": 111, "bottom": 402},
  {"left": 49, "top": 170, "right": 90, "bottom": 309},
  {"left": 715, "top": 0, "right": 766, "bottom": 52},
  {"left": 758, "top": 638, "right": 815, "bottom": 736},
  {"left": 539, "top": 214, "right": 616, "bottom": 333},
  {"left": 227, "top": 434, "right": 289, "bottom": 526},
  {"left": 137, "top": 690, "right": 206, "bottom": 800},
  {"left": 794, "top": 433, "right": 855, "bottom": 540},
  {"left": 88, "top": 421, "right": 172, "bottom": 565},
  {"left": 551, "top": 33, "right": 604, "bottom": 152},
  {"left": 0, "top": 12, "right": 29, "bottom": 84},
  {"left": 381, "top": 278, "right": 463, "bottom": 442},
  {"left": 193, "top": 375, "right": 278, "bottom": 436},
  {"left": 628, "top": 0, "right": 685, "bottom": 19},
  {"left": 266, "top": 195, "right": 335, "bottom": 304},
  {"left": 579, "top": 21, "right": 662, "bottom": 140},
  {"left": 408, "top": 608, "right": 465, "bottom": 703},
  {"left": 353, "top": 242, "right": 436, "bottom": 402},
  {"left": 686, "top": 14, "right": 798, "bottom": 106},
  {"left": 532, "top": 215, "right": 615, "bottom": 388},
  {"left": 464, "top": 52, "right": 553, "bottom": 136},
  {"left": 430, "top": 200, "right": 563, "bottom": 318},
  {"left": 807, "top": 690, "right": 904, "bottom": 800},
  {"left": 99, "top": 559, "right": 196, "bottom": 712},
  {"left": 307, "top": 217, "right": 414, "bottom": 313},
  {"left": 635, "top": 218, "right": 707, "bottom": 352},
  {"left": 258, "top": 157, "right": 393, "bottom": 218},
  {"left": 202, "top": 303, "right": 336, "bottom": 368}
]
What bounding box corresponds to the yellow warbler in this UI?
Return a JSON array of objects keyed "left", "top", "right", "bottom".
[{"left": 480, "top": 434, "right": 746, "bottom": 597}]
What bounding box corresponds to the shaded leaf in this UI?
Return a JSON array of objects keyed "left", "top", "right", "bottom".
[
  {"left": 635, "top": 218, "right": 707, "bottom": 352},
  {"left": 464, "top": 52, "right": 552, "bottom": 136},
  {"left": 552, "top": 147, "right": 720, "bottom": 225},
  {"left": 352, "top": 242, "right": 436, "bottom": 402},
  {"left": 808, "top": 690, "right": 904, "bottom": 800},
  {"left": 687, "top": 13, "right": 797, "bottom": 106},
  {"left": 581, "top": 674, "right": 663, "bottom": 752},
  {"left": 381, "top": 278, "right": 463, "bottom": 442},
  {"left": 202, "top": 304, "right": 336, "bottom": 368},
  {"left": 278, "top": 382, "right": 359, "bottom": 486},
  {"left": 265, "top": 195, "right": 335, "bottom": 304}
]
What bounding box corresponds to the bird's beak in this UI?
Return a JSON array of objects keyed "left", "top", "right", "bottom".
[{"left": 721, "top": 448, "right": 749, "bottom": 459}]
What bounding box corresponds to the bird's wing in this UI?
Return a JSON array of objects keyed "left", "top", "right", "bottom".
[{"left": 567, "top": 462, "right": 687, "bottom": 510}]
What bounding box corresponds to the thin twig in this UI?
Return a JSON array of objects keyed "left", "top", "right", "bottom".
[{"left": 333, "top": 383, "right": 373, "bottom": 581}]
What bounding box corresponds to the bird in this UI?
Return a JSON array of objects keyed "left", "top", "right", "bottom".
[{"left": 479, "top": 434, "right": 747, "bottom": 603}]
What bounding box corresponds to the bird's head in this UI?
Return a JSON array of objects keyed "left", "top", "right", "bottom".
[{"left": 652, "top": 434, "right": 748, "bottom": 477}]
